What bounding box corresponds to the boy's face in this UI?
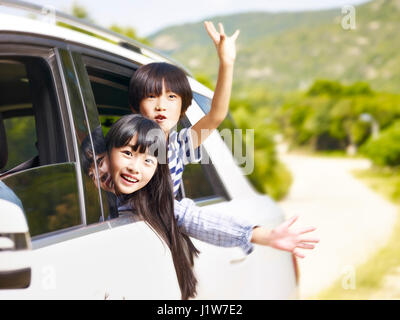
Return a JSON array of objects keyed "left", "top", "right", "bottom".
[
  {"left": 109, "top": 135, "right": 158, "bottom": 195},
  {"left": 139, "top": 81, "right": 182, "bottom": 134}
]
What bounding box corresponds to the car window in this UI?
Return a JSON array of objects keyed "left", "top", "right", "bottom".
[
  {"left": 82, "top": 56, "right": 133, "bottom": 132},
  {"left": 0, "top": 56, "right": 81, "bottom": 237},
  {"left": 81, "top": 57, "right": 134, "bottom": 216},
  {"left": 175, "top": 106, "right": 230, "bottom": 203},
  {"left": 180, "top": 147, "right": 229, "bottom": 202},
  {"left": 83, "top": 62, "right": 229, "bottom": 203}
]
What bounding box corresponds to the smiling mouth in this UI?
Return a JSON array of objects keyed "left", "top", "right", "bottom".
[
  {"left": 155, "top": 115, "right": 166, "bottom": 121},
  {"left": 121, "top": 174, "right": 139, "bottom": 183}
]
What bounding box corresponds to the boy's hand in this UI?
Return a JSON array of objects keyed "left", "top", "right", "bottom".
[
  {"left": 204, "top": 21, "right": 239, "bottom": 66},
  {"left": 251, "top": 216, "right": 319, "bottom": 259}
]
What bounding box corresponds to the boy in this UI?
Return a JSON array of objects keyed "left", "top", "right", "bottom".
[{"left": 129, "top": 21, "right": 238, "bottom": 196}]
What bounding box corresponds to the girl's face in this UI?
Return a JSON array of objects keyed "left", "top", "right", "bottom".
[
  {"left": 139, "top": 81, "right": 182, "bottom": 135},
  {"left": 109, "top": 134, "right": 158, "bottom": 194}
]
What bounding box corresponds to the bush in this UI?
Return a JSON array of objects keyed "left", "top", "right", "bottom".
[
  {"left": 360, "top": 121, "right": 400, "bottom": 167},
  {"left": 281, "top": 80, "right": 400, "bottom": 152},
  {"left": 218, "top": 101, "right": 293, "bottom": 200}
]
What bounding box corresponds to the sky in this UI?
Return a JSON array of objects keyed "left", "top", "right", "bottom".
[{"left": 1, "top": 0, "right": 371, "bottom": 36}]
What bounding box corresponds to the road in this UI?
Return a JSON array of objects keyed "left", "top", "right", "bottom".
[{"left": 277, "top": 151, "right": 398, "bottom": 299}]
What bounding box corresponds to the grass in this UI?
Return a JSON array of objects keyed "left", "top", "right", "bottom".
[{"left": 314, "top": 166, "right": 400, "bottom": 299}]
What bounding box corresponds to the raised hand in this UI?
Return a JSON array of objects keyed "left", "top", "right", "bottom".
[{"left": 204, "top": 21, "right": 240, "bottom": 66}]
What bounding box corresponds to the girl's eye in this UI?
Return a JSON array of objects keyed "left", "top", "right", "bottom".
[
  {"left": 122, "top": 150, "right": 132, "bottom": 156},
  {"left": 169, "top": 94, "right": 177, "bottom": 99}
]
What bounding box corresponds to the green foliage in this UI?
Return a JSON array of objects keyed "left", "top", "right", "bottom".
[
  {"left": 280, "top": 79, "right": 400, "bottom": 152},
  {"left": 71, "top": 2, "right": 89, "bottom": 20},
  {"left": 307, "top": 80, "right": 343, "bottom": 96},
  {"left": 219, "top": 98, "right": 292, "bottom": 200},
  {"left": 194, "top": 73, "right": 215, "bottom": 90},
  {"left": 307, "top": 80, "right": 373, "bottom": 97},
  {"left": 360, "top": 121, "right": 400, "bottom": 167}
]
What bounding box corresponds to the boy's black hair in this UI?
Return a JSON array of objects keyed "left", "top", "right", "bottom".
[{"left": 129, "top": 62, "right": 193, "bottom": 117}]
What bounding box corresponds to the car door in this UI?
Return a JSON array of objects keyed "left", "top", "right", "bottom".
[
  {"left": 0, "top": 38, "right": 180, "bottom": 299},
  {"left": 183, "top": 93, "right": 297, "bottom": 299}
]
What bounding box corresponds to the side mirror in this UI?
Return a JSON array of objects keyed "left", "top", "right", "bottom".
[{"left": 0, "top": 199, "right": 32, "bottom": 289}]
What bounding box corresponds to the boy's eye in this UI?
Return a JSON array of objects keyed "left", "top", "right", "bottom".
[
  {"left": 145, "top": 158, "right": 155, "bottom": 165},
  {"left": 122, "top": 150, "right": 132, "bottom": 156}
]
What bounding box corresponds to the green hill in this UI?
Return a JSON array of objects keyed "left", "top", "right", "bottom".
[{"left": 149, "top": 0, "right": 400, "bottom": 93}]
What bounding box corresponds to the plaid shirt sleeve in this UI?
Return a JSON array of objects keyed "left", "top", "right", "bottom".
[
  {"left": 174, "top": 198, "right": 256, "bottom": 255},
  {"left": 176, "top": 127, "right": 202, "bottom": 166}
]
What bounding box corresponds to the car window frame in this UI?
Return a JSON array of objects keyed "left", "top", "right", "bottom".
[
  {"left": 0, "top": 42, "right": 87, "bottom": 241},
  {"left": 80, "top": 53, "right": 232, "bottom": 206},
  {"left": 0, "top": 33, "right": 222, "bottom": 250}
]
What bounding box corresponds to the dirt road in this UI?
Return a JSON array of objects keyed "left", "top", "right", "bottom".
[{"left": 277, "top": 152, "right": 398, "bottom": 298}]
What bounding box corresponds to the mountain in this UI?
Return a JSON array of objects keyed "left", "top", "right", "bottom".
[{"left": 149, "top": 0, "right": 400, "bottom": 93}]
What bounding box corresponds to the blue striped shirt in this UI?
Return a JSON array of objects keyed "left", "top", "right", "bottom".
[{"left": 168, "top": 128, "right": 201, "bottom": 196}]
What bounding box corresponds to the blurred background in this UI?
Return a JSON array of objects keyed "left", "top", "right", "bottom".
[{"left": 2, "top": 0, "right": 400, "bottom": 299}]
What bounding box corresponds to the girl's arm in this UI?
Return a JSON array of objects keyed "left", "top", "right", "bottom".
[
  {"left": 190, "top": 21, "right": 240, "bottom": 149},
  {"left": 175, "top": 198, "right": 256, "bottom": 255},
  {"left": 175, "top": 198, "right": 319, "bottom": 258},
  {"left": 251, "top": 216, "right": 319, "bottom": 259}
]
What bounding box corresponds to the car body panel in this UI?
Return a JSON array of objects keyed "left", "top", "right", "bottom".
[{"left": 0, "top": 219, "right": 180, "bottom": 300}]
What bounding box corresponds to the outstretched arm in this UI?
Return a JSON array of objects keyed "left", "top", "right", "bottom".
[
  {"left": 190, "top": 21, "right": 240, "bottom": 149},
  {"left": 175, "top": 198, "right": 319, "bottom": 258},
  {"left": 251, "top": 216, "right": 319, "bottom": 259}
]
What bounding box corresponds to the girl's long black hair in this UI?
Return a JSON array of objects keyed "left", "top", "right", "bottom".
[{"left": 106, "top": 114, "right": 199, "bottom": 300}]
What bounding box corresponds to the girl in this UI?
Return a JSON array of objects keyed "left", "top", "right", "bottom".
[
  {"left": 104, "top": 114, "right": 319, "bottom": 300},
  {"left": 105, "top": 113, "right": 199, "bottom": 300}
]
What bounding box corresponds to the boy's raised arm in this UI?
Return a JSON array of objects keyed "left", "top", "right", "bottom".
[{"left": 190, "top": 21, "right": 240, "bottom": 149}]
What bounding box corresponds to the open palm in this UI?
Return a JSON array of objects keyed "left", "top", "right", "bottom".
[
  {"left": 204, "top": 21, "right": 240, "bottom": 65},
  {"left": 269, "top": 216, "right": 319, "bottom": 259}
]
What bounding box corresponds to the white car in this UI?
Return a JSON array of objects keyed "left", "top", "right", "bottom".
[{"left": 0, "top": 0, "right": 298, "bottom": 299}]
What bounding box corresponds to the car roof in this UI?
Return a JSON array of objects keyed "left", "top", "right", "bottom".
[
  {"left": 0, "top": 12, "right": 214, "bottom": 97},
  {"left": 0, "top": 13, "right": 154, "bottom": 65}
]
